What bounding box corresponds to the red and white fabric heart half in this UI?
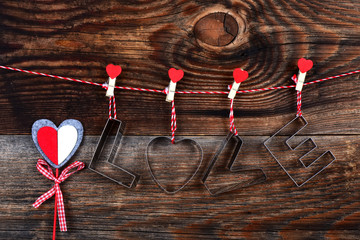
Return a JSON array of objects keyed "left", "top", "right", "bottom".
[{"left": 32, "top": 119, "right": 83, "bottom": 168}]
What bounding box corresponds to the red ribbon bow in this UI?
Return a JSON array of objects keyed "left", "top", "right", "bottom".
[{"left": 33, "top": 159, "right": 85, "bottom": 232}]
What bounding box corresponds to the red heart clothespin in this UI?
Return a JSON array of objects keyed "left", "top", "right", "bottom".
[
  {"left": 106, "top": 64, "right": 122, "bottom": 79},
  {"left": 296, "top": 58, "right": 313, "bottom": 91},
  {"left": 168, "top": 68, "right": 184, "bottom": 83},
  {"left": 166, "top": 68, "right": 184, "bottom": 102},
  {"left": 298, "top": 58, "right": 313, "bottom": 73},
  {"left": 228, "top": 68, "right": 248, "bottom": 99},
  {"left": 233, "top": 68, "right": 248, "bottom": 83},
  {"left": 106, "top": 64, "right": 122, "bottom": 97}
]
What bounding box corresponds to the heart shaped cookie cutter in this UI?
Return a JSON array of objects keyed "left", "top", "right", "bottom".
[{"left": 145, "top": 136, "right": 203, "bottom": 194}]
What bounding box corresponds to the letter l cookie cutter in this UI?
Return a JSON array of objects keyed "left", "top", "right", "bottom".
[
  {"left": 202, "top": 132, "right": 267, "bottom": 195},
  {"left": 89, "top": 118, "right": 140, "bottom": 188}
]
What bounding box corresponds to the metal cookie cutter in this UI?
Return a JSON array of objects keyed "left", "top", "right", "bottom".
[
  {"left": 89, "top": 118, "right": 140, "bottom": 188},
  {"left": 145, "top": 137, "right": 203, "bottom": 194},
  {"left": 264, "top": 116, "right": 336, "bottom": 187},
  {"left": 202, "top": 132, "right": 267, "bottom": 195}
]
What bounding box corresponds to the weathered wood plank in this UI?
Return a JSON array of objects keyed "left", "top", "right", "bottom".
[
  {"left": 1, "top": 0, "right": 359, "bottom": 239},
  {"left": 0, "top": 135, "right": 359, "bottom": 239},
  {"left": 0, "top": 0, "right": 359, "bottom": 135}
]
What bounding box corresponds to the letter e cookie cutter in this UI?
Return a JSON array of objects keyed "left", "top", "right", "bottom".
[{"left": 264, "top": 116, "right": 336, "bottom": 187}]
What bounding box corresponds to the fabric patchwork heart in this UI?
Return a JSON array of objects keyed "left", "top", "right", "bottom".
[{"left": 32, "top": 119, "right": 83, "bottom": 168}]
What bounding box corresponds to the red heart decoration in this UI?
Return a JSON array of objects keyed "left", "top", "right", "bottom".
[
  {"left": 298, "top": 58, "right": 313, "bottom": 73},
  {"left": 106, "top": 64, "right": 122, "bottom": 79},
  {"left": 37, "top": 127, "right": 58, "bottom": 165},
  {"left": 32, "top": 119, "right": 83, "bottom": 168},
  {"left": 233, "top": 68, "right": 248, "bottom": 83},
  {"left": 168, "top": 68, "right": 184, "bottom": 83}
]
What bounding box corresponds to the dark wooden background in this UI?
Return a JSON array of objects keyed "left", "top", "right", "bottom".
[{"left": 0, "top": 0, "right": 359, "bottom": 239}]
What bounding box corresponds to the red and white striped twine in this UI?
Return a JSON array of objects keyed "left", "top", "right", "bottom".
[
  {"left": 108, "top": 95, "right": 117, "bottom": 119},
  {"left": 0, "top": 65, "right": 103, "bottom": 87},
  {"left": 115, "top": 85, "right": 165, "bottom": 93},
  {"left": 229, "top": 98, "right": 238, "bottom": 136},
  {"left": 102, "top": 84, "right": 117, "bottom": 119},
  {"left": 292, "top": 75, "right": 302, "bottom": 117},
  {"left": 1, "top": 65, "right": 359, "bottom": 95},
  {"left": 1, "top": 65, "right": 360, "bottom": 133},
  {"left": 170, "top": 100, "right": 177, "bottom": 144},
  {"left": 296, "top": 91, "right": 302, "bottom": 117}
]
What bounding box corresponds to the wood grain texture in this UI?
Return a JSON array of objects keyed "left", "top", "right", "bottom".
[
  {"left": 0, "top": 0, "right": 359, "bottom": 135},
  {"left": 0, "top": 0, "right": 360, "bottom": 239},
  {"left": 0, "top": 135, "right": 359, "bottom": 239}
]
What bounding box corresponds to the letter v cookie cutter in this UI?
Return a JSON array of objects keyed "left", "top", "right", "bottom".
[
  {"left": 264, "top": 116, "right": 336, "bottom": 187},
  {"left": 89, "top": 118, "right": 140, "bottom": 188},
  {"left": 202, "top": 132, "right": 267, "bottom": 195}
]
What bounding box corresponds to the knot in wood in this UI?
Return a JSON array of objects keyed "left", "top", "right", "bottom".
[{"left": 194, "top": 12, "right": 238, "bottom": 47}]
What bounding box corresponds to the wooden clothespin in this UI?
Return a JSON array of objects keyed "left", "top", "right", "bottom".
[
  {"left": 105, "top": 64, "right": 122, "bottom": 97},
  {"left": 296, "top": 58, "right": 313, "bottom": 91},
  {"left": 166, "top": 68, "right": 184, "bottom": 102},
  {"left": 228, "top": 68, "right": 248, "bottom": 99}
]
